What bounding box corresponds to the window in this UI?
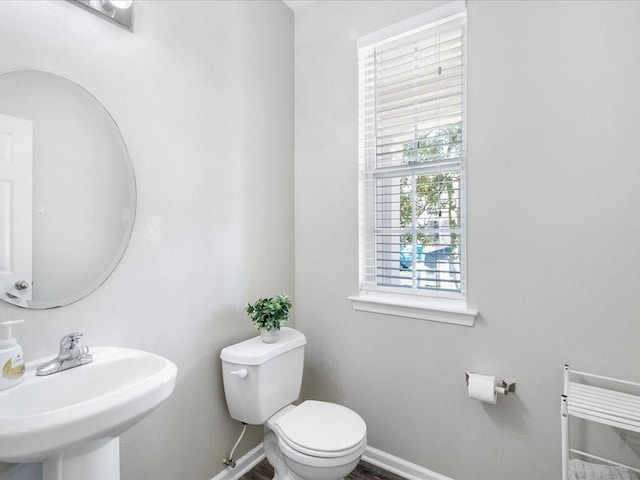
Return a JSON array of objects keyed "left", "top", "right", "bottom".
[{"left": 351, "top": 2, "right": 477, "bottom": 325}]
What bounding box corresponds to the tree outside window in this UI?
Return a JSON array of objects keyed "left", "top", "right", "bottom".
[{"left": 399, "top": 125, "right": 462, "bottom": 291}]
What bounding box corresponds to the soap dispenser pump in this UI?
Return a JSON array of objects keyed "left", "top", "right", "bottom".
[{"left": 0, "top": 319, "right": 25, "bottom": 389}]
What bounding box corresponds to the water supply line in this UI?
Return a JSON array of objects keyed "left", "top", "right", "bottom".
[{"left": 222, "top": 422, "right": 247, "bottom": 468}]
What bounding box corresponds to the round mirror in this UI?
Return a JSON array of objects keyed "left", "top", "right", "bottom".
[{"left": 0, "top": 71, "right": 136, "bottom": 309}]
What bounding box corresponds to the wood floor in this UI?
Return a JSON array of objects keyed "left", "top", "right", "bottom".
[{"left": 241, "top": 458, "right": 406, "bottom": 480}]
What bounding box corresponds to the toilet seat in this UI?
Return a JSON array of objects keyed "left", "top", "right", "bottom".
[{"left": 274, "top": 400, "right": 367, "bottom": 458}]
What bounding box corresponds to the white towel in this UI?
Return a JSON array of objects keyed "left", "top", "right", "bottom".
[{"left": 569, "top": 459, "right": 640, "bottom": 480}]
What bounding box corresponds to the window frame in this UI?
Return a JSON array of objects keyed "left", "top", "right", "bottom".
[{"left": 349, "top": 1, "right": 477, "bottom": 326}]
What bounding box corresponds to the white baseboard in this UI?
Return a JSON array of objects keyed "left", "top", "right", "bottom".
[
  {"left": 210, "top": 442, "right": 453, "bottom": 480},
  {"left": 362, "top": 446, "right": 454, "bottom": 480},
  {"left": 211, "top": 443, "right": 266, "bottom": 480}
]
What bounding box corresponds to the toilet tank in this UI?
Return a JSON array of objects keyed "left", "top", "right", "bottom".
[{"left": 220, "top": 327, "right": 306, "bottom": 425}]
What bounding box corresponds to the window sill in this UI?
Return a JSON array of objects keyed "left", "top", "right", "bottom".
[{"left": 348, "top": 293, "right": 478, "bottom": 326}]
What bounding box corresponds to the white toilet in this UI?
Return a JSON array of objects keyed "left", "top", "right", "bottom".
[{"left": 220, "top": 327, "right": 367, "bottom": 480}]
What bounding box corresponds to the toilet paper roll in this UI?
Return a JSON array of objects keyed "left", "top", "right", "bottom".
[{"left": 468, "top": 373, "right": 497, "bottom": 404}]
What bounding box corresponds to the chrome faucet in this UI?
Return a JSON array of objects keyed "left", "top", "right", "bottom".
[{"left": 36, "top": 332, "right": 93, "bottom": 376}]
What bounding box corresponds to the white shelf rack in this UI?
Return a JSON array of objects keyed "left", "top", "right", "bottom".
[{"left": 561, "top": 365, "right": 640, "bottom": 480}]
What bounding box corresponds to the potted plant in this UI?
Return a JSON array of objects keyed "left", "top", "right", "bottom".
[{"left": 245, "top": 293, "right": 292, "bottom": 343}]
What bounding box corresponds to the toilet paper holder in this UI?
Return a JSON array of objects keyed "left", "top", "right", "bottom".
[{"left": 465, "top": 372, "right": 516, "bottom": 395}]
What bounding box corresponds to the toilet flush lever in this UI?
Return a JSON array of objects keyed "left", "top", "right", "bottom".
[{"left": 230, "top": 368, "right": 248, "bottom": 379}]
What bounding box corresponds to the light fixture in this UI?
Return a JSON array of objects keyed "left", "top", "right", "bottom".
[
  {"left": 69, "top": 0, "right": 133, "bottom": 30},
  {"left": 100, "top": 0, "right": 133, "bottom": 11}
]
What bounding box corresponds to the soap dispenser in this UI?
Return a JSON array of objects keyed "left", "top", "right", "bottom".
[{"left": 0, "top": 319, "right": 25, "bottom": 389}]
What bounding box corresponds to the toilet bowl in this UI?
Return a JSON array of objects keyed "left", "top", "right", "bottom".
[
  {"left": 265, "top": 401, "right": 367, "bottom": 480},
  {"left": 220, "top": 328, "right": 367, "bottom": 480}
]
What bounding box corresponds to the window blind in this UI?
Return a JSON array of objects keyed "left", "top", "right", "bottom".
[{"left": 358, "top": 6, "right": 467, "bottom": 299}]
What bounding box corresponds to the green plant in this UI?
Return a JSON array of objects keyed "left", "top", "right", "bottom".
[{"left": 245, "top": 294, "right": 292, "bottom": 331}]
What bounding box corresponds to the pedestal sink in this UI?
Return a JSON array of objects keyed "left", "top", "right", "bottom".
[{"left": 0, "top": 347, "right": 177, "bottom": 480}]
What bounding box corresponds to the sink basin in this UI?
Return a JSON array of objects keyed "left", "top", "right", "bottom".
[{"left": 0, "top": 347, "right": 177, "bottom": 478}]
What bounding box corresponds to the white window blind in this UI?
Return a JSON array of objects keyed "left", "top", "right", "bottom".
[{"left": 357, "top": 5, "right": 467, "bottom": 301}]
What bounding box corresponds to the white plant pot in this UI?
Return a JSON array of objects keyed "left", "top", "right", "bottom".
[{"left": 260, "top": 328, "right": 280, "bottom": 343}]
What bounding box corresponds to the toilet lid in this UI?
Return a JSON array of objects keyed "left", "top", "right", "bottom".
[{"left": 276, "top": 400, "right": 366, "bottom": 454}]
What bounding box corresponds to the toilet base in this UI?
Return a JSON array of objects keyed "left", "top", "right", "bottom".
[
  {"left": 264, "top": 428, "right": 296, "bottom": 480},
  {"left": 263, "top": 427, "right": 359, "bottom": 480}
]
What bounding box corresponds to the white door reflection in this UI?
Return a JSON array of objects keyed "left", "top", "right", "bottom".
[{"left": 0, "top": 114, "right": 32, "bottom": 306}]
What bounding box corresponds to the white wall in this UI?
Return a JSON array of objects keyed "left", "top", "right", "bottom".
[
  {"left": 0, "top": 1, "right": 293, "bottom": 479},
  {"left": 295, "top": 1, "right": 640, "bottom": 479}
]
